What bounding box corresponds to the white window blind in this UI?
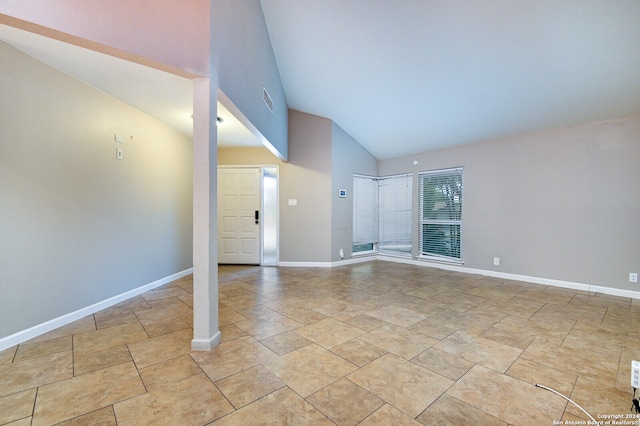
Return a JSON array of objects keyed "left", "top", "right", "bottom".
[
  {"left": 378, "top": 174, "right": 412, "bottom": 256},
  {"left": 353, "top": 175, "right": 378, "bottom": 252},
  {"left": 419, "top": 167, "right": 463, "bottom": 261}
]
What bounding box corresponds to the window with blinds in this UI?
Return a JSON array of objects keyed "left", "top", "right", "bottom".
[
  {"left": 352, "top": 176, "right": 378, "bottom": 253},
  {"left": 419, "top": 167, "right": 463, "bottom": 261},
  {"left": 353, "top": 174, "right": 412, "bottom": 256},
  {"left": 378, "top": 174, "right": 412, "bottom": 256}
]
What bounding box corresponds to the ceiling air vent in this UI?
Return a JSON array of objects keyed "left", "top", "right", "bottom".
[{"left": 263, "top": 86, "right": 274, "bottom": 113}]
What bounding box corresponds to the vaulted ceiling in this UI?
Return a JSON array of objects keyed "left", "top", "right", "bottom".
[
  {"left": 260, "top": 0, "right": 640, "bottom": 159},
  {"left": 2, "top": 2, "right": 640, "bottom": 160}
]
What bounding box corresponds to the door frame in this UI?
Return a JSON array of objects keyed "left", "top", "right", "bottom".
[{"left": 217, "top": 165, "right": 279, "bottom": 265}]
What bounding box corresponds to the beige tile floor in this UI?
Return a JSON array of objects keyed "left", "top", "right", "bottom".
[{"left": 1, "top": 261, "right": 639, "bottom": 425}]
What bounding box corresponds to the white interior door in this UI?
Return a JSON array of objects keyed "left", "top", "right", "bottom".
[{"left": 218, "top": 167, "right": 261, "bottom": 264}]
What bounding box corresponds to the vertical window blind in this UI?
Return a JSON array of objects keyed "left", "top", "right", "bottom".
[
  {"left": 378, "top": 174, "right": 412, "bottom": 256},
  {"left": 353, "top": 174, "right": 412, "bottom": 256},
  {"left": 419, "top": 167, "right": 463, "bottom": 261},
  {"left": 352, "top": 175, "right": 378, "bottom": 252}
]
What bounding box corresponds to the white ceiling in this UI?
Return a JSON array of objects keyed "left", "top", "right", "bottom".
[
  {"left": 261, "top": 0, "right": 640, "bottom": 159},
  {"left": 3, "top": 2, "right": 640, "bottom": 160},
  {"left": 0, "top": 23, "right": 261, "bottom": 148}
]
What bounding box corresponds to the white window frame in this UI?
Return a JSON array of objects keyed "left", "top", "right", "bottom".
[
  {"left": 378, "top": 174, "right": 412, "bottom": 257},
  {"left": 418, "top": 167, "right": 463, "bottom": 264},
  {"left": 352, "top": 175, "right": 378, "bottom": 255},
  {"left": 353, "top": 173, "right": 413, "bottom": 257}
]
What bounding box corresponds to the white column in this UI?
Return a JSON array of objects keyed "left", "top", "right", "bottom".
[{"left": 191, "top": 77, "right": 220, "bottom": 350}]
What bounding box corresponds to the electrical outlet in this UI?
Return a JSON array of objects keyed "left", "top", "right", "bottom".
[
  {"left": 632, "top": 360, "right": 640, "bottom": 388},
  {"left": 493, "top": 257, "right": 500, "bottom": 266},
  {"left": 630, "top": 273, "right": 638, "bottom": 283}
]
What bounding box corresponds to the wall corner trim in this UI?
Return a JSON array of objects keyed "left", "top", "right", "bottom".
[
  {"left": 191, "top": 331, "right": 222, "bottom": 351},
  {"left": 0, "top": 268, "right": 194, "bottom": 352}
]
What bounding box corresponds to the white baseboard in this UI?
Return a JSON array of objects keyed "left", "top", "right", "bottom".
[
  {"left": 279, "top": 255, "right": 376, "bottom": 268},
  {"left": 279, "top": 261, "right": 334, "bottom": 267},
  {"left": 377, "top": 255, "right": 640, "bottom": 300},
  {"left": 588, "top": 285, "right": 640, "bottom": 300},
  {"left": 5, "top": 258, "right": 636, "bottom": 353},
  {"left": 0, "top": 268, "right": 193, "bottom": 352},
  {"left": 191, "top": 330, "right": 221, "bottom": 351},
  {"left": 282, "top": 255, "right": 640, "bottom": 300}
]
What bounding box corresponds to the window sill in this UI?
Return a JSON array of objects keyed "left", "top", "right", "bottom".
[
  {"left": 352, "top": 251, "right": 376, "bottom": 257},
  {"left": 417, "top": 255, "right": 464, "bottom": 266},
  {"left": 378, "top": 251, "right": 413, "bottom": 259}
]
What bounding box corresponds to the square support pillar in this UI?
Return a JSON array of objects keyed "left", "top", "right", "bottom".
[{"left": 191, "top": 77, "right": 221, "bottom": 350}]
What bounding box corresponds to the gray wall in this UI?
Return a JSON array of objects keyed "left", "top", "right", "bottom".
[
  {"left": 0, "top": 41, "right": 193, "bottom": 338},
  {"left": 219, "top": 112, "right": 378, "bottom": 264},
  {"left": 280, "top": 111, "right": 333, "bottom": 262},
  {"left": 219, "top": 125, "right": 333, "bottom": 265},
  {"left": 331, "top": 122, "right": 378, "bottom": 261},
  {"left": 212, "top": 0, "right": 288, "bottom": 160},
  {"left": 379, "top": 115, "right": 640, "bottom": 292}
]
